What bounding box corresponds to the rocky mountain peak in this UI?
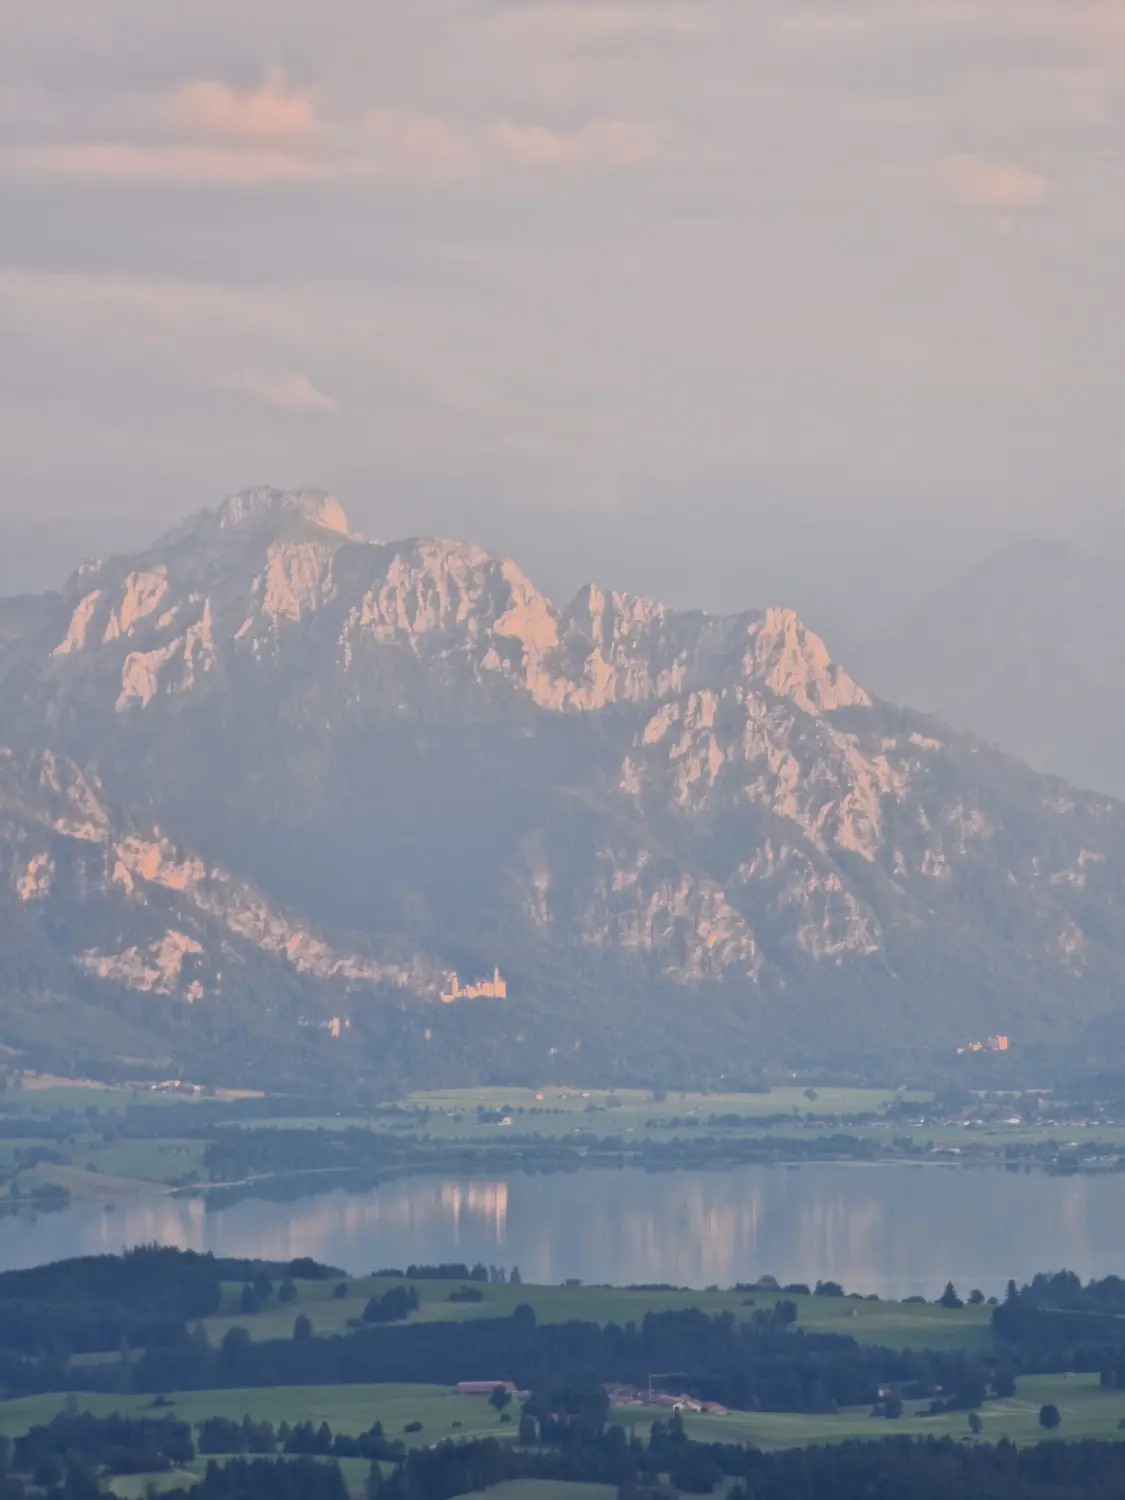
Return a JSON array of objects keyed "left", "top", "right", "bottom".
[
  {"left": 10, "top": 486, "right": 1125, "bottom": 1087},
  {"left": 164, "top": 487, "right": 353, "bottom": 547},
  {"left": 31, "top": 491, "right": 874, "bottom": 732}
]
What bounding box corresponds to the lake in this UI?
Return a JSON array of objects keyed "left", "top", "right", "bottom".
[{"left": 0, "top": 1164, "right": 1122, "bottom": 1298}]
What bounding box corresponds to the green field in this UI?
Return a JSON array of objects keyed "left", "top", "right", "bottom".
[
  {"left": 113, "top": 1470, "right": 607, "bottom": 1500},
  {"left": 2, "top": 1375, "right": 1122, "bottom": 1467},
  {"left": 0, "top": 1075, "right": 257, "bottom": 1115},
  {"left": 0, "top": 1076, "right": 1117, "bottom": 1219},
  {"left": 391, "top": 1086, "right": 928, "bottom": 1142},
  {"left": 200, "top": 1274, "right": 992, "bottom": 1354},
  {"left": 0, "top": 1383, "right": 516, "bottom": 1451},
  {"left": 661, "top": 1373, "right": 1125, "bottom": 1450}
]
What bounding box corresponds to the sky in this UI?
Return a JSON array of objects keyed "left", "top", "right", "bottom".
[{"left": 2, "top": 0, "right": 1124, "bottom": 645}]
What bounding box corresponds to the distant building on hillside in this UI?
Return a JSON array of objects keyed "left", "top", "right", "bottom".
[
  {"left": 956, "top": 1034, "right": 1010, "bottom": 1055},
  {"left": 441, "top": 967, "right": 508, "bottom": 1003}
]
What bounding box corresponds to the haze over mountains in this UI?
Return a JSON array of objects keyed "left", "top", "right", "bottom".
[
  {"left": 854, "top": 539, "right": 1125, "bottom": 800},
  {"left": 3, "top": 488, "right": 1125, "bottom": 1090}
]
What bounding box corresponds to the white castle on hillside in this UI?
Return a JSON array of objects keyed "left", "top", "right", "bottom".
[{"left": 440, "top": 967, "right": 508, "bottom": 1003}]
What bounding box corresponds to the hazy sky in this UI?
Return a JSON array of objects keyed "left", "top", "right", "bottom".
[{"left": 2, "top": 1, "right": 1124, "bottom": 642}]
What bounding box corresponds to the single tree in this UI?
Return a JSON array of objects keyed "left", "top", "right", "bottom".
[
  {"left": 773, "top": 1299, "right": 798, "bottom": 1329},
  {"left": 968, "top": 1288, "right": 985, "bottom": 1306},
  {"left": 490, "top": 1386, "right": 512, "bottom": 1413},
  {"left": 239, "top": 1283, "right": 259, "bottom": 1315},
  {"left": 293, "top": 1314, "right": 313, "bottom": 1341},
  {"left": 968, "top": 1412, "right": 983, "bottom": 1435},
  {"left": 518, "top": 1414, "right": 537, "bottom": 1445},
  {"left": 939, "top": 1281, "right": 964, "bottom": 1310},
  {"left": 1039, "top": 1403, "right": 1062, "bottom": 1430},
  {"left": 278, "top": 1279, "right": 298, "bottom": 1303},
  {"left": 220, "top": 1326, "right": 252, "bottom": 1360}
]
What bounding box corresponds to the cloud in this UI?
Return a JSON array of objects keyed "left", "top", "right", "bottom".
[
  {"left": 224, "top": 371, "right": 337, "bottom": 413},
  {"left": 937, "top": 154, "right": 1051, "bottom": 210},
  {"left": 167, "top": 73, "right": 320, "bottom": 143},
  {"left": 1, "top": 102, "right": 661, "bottom": 186},
  {"left": 486, "top": 118, "right": 663, "bottom": 170},
  {"left": 364, "top": 111, "right": 480, "bottom": 177},
  {"left": 0, "top": 72, "right": 326, "bottom": 184}
]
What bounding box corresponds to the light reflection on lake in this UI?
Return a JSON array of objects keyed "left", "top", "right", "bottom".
[{"left": 0, "top": 1165, "right": 1122, "bottom": 1298}]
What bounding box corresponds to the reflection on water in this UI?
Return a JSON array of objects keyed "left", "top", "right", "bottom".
[{"left": 0, "top": 1165, "right": 1122, "bottom": 1297}]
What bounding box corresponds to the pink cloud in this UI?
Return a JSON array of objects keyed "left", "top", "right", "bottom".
[
  {"left": 168, "top": 74, "right": 319, "bottom": 143},
  {"left": 487, "top": 119, "right": 662, "bottom": 170},
  {"left": 938, "top": 154, "right": 1051, "bottom": 209},
  {"left": 364, "top": 111, "right": 480, "bottom": 177}
]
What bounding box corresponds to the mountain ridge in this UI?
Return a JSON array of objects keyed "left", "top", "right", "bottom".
[{"left": 2, "top": 489, "right": 1125, "bottom": 1089}]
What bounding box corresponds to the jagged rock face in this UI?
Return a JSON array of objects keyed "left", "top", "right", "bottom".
[
  {"left": 21, "top": 487, "right": 869, "bottom": 728},
  {"left": 0, "top": 744, "right": 435, "bottom": 1014},
  {"left": 5, "top": 487, "right": 1125, "bottom": 1082}
]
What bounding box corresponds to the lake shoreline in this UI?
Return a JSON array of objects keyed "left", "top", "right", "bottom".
[{"left": 0, "top": 1159, "right": 1122, "bottom": 1300}]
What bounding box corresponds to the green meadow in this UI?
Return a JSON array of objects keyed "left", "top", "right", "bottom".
[{"left": 199, "top": 1274, "right": 993, "bottom": 1354}]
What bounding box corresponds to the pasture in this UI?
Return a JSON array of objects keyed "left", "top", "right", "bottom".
[{"left": 201, "top": 1273, "right": 993, "bottom": 1354}]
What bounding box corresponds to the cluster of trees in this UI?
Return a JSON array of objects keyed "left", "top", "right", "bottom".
[
  {"left": 123, "top": 1304, "right": 1012, "bottom": 1418},
  {"left": 992, "top": 1271, "right": 1125, "bottom": 1371},
  {"left": 166, "top": 1458, "right": 347, "bottom": 1500},
  {"left": 368, "top": 1423, "right": 1125, "bottom": 1500},
  {"left": 280, "top": 1421, "right": 399, "bottom": 1459},
  {"left": 1017, "top": 1271, "right": 1125, "bottom": 1315},
  {"left": 6, "top": 1409, "right": 408, "bottom": 1493},
  {"left": 0, "top": 1246, "right": 227, "bottom": 1358},
  {"left": 12, "top": 1411, "right": 193, "bottom": 1481},
  {"left": 362, "top": 1287, "right": 419, "bottom": 1324},
  {"left": 196, "top": 1417, "right": 277, "bottom": 1455},
  {"left": 238, "top": 1272, "right": 299, "bottom": 1316},
  {"left": 0, "top": 1248, "right": 342, "bottom": 1386},
  {"left": 375, "top": 1263, "right": 520, "bottom": 1284}
]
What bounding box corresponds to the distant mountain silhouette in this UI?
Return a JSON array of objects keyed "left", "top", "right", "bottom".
[{"left": 852, "top": 539, "right": 1125, "bottom": 797}]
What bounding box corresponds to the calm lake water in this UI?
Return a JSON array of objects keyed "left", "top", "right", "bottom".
[{"left": 1, "top": 1165, "right": 1123, "bottom": 1299}]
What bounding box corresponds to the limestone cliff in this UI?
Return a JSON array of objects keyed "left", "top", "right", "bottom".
[
  {"left": 4, "top": 488, "right": 1125, "bottom": 1083},
  {"left": 0, "top": 744, "right": 437, "bottom": 1009}
]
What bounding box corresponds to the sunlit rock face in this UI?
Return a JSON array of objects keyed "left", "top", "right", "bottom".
[
  {"left": 34, "top": 487, "right": 869, "bottom": 727},
  {"left": 4, "top": 487, "right": 1125, "bottom": 1085},
  {"left": 0, "top": 744, "right": 438, "bottom": 1022}
]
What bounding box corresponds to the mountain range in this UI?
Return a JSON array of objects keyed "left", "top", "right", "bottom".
[
  {"left": 2, "top": 488, "right": 1125, "bottom": 1090},
  {"left": 852, "top": 539, "right": 1125, "bottom": 799}
]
